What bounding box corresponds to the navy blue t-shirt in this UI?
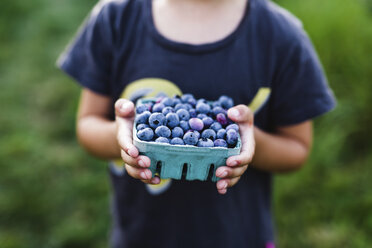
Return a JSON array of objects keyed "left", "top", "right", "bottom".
[{"left": 58, "top": 0, "right": 336, "bottom": 247}]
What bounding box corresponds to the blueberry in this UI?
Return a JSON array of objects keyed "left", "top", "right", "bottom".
[
  {"left": 201, "top": 129, "right": 216, "bottom": 141},
  {"left": 149, "top": 113, "right": 166, "bottom": 129},
  {"left": 218, "top": 95, "right": 234, "bottom": 109},
  {"left": 136, "top": 104, "right": 149, "bottom": 114},
  {"left": 216, "top": 113, "right": 228, "bottom": 126},
  {"left": 189, "top": 118, "right": 204, "bottom": 131},
  {"left": 226, "top": 129, "right": 239, "bottom": 147},
  {"left": 226, "top": 123, "right": 239, "bottom": 132},
  {"left": 172, "top": 98, "right": 182, "bottom": 106},
  {"left": 216, "top": 129, "right": 227, "bottom": 139},
  {"left": 176, "top": 109, "right": 190, "bottom": 121},
  {"left": 197, "top": 98, "right": 208, "bottom": 105},
  {"left": 174, "top": 103, "right": 186, "bottom": 112},
  {"left": 186, "top": 130, "right": 200, "bottom": 139},
  {"left": 196, "top": 102, "right": 211, "bottom": 114},
  {"left": 212, "top": 106, "right": 226, "bottom": 116},
  {"left": 137, "top": 128, "right": 154, "bottom": 141},
  {"left": 189, "top": 108, "right": 197, "bottom": 118},
  {"left": 212, "top": 101, "right": 221, "bottom": 108},
  {"left": 155, "top": 125, "right": 171, "bottom": 138},
  {"left": 202, "top": 116, "right": 214, "bottom": 128},
  {"left": 172, "top": 127, "right": 184, "bottom": 138},
  {"left": 184, "top": 103, "right": 193, "bottom": 110},
  {"left": 162, "top": 106, "right": 174, "bottom": 116},
  {"left": 210, "top": 122, "right": 223, "bottom": 132},
  {"left": 135, "top": 111, "right": 151, "bottom": 124},
  {"left": 186, "top": 98, "right": 197, "bottom": 107},
  {"left": 165, "top": 113, "right": 180, "bottom": 128},
  {"left": 183, "top": 131, "right": 199, "bottom": 146},
  {"left": 197, "top": 138, "right": 214, "bottom": 147},
  {"left": 170, "top": 137, "right": 185, "bottom": 145},
  {"left": 155, "top": 137, "right": 170, "bottom": 143},
  {"left": 197, "top": 113, "right": 207, "bottom": 119},
  {"left": 193, "top": 130, "right": 200, "bottom": 139},
  {"left": 137, "top": 123, "right": 149, "bottom": 131},
  {"left": 161, "top": 97, "right": 174, "bottom": 107},
  {"left": 214, "top": 139, "right": 228, "bottom": 148},
  {"left": 179, "top": 120, "right": 190, "bottom": 132},
  {"left": 153, "top": 103, "right": 165, "bottom": 112},
  {"left": 181, "top": 94, "right": 195, "bottom": 103}
]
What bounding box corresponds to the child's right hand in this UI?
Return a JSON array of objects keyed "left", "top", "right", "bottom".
[{"left": 114, "top": 99, "right": 161, "bottom": 185}]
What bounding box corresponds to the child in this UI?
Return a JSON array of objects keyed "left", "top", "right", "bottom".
[{"left": 57, "top": 0, "right": 336, "bottom": 247}]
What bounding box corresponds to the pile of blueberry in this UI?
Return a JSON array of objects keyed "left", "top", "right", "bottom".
[{"left": 135, "top": 94, "right": 240, "bottom": 148}]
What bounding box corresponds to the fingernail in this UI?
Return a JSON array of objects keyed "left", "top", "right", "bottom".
[
  {"left": 121, "top": 102, "right": 131, "bottom": 111},
  {"left": 230, "top": 108, "right": 240, "bottom": 118},
  {"left": 220, "top": 170, "right": 228, "bottom": 178},
  {"left": 138, "top": 160, "right": 145, "bottom": 167},
  {"left": 140, "top": 171, "right": 148, "bottom": 180},
  {"left": 230, "top": 160, "right": 238, "bottom": 167},
  {"left": 217, "top": 180, "right": 227, "bottom": 189},
  {"left": 223, "top": 181, "right": 228, "bottom": 188},
  {"left": 128, "top": 147, "right": 137, "bottom": 157},
  {"left": 145, "top": 170, "right": 152, "bottom": 179}
]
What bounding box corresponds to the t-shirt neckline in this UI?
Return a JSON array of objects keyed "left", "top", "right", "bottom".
[{"left": 145, "top": 0, "right": 252, "bottom": 54}]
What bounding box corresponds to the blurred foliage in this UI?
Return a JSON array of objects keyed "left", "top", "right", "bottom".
[
  {"left": 0, "top": 0, "right": 371, "bottom": 247},
  {"left": 0, "top": 0, "right": 110, "bottom": 247},
  {"left": 273, "top": 0, "right": 372, "bottom": 247}
]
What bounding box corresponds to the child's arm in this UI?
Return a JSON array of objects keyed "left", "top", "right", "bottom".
[
  {"left": 76, "top": 88, "right": 120, "bottom": 159},
  {"left": 76, "top": 88, "right": 160, "bottom": 184},
  {"left": 252, "top": 121, "right": 312, "bottom": 172},
  {"left": 214, "top": 105, "right": 312, "bottom": 194}
]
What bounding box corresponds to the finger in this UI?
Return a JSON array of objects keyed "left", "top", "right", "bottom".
[
  {"left": 137, "top": 155, "right": 151, "bottom": 168},
  {"left": 125, "top": 164, "right": 153, "bottom": 180},
  {"left": 226, "top": 125, "right": 255, "bottom": 167},
  {"left": 218, "top": 188, "right": 227, "bottom": 195},
  {"left": 226, "top": 148, "right": 254, "bottom": 167},
  {"left": 118, "top": 130, "right": 139, "bottom": 158},
  {"left": 115, "top": 99, "right": 135, "bottom": 118},
  {"left": 120, "top": 151, "right": 151, "bottom": 168},
  {"left": 141, "top": 175, "right": 161, "bottom": 185},
  {"left": 227, "top": 177, "right": 240, "bottom": 188},
  {"left": 124, "top": 164, "right": 160, "bottom": 185},
  {"left": 215, "top": 165, "right": 248, "bottom": 179},
  {"left": 227, "top": 105, "right": 253, "bottom": 124},
  {"left": 226, "top": 149, "right": 254, "bottom": 167},
  {"left": 216, "top": 177, "right": 240, "bottom": 194}
]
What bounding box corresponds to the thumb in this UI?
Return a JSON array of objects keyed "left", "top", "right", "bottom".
[
  {"left": 227, "top": 105, "right": 253, "bottom": 124},
  {"left": 115, "top": 99, "right": 135, "bottom": 118}
]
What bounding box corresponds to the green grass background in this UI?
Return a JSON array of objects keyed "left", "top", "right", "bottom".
[{"left": 0, "top": 0, "right": 371, "bottom": 247}]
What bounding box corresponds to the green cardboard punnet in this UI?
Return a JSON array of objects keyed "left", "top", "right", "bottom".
[{"left": 133, "top": 98, "right": 241, "bottom": 182}]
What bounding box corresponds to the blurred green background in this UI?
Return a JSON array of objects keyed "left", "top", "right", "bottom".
[{"left": 0, "top": 0, "right": 371, "bottom": 247}]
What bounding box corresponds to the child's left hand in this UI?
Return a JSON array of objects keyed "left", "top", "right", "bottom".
[{"left": 215, "top": 105, "right": 255, "bottom": 194}]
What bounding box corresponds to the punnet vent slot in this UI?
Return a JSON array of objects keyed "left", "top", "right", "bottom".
[
  {"left": 207, "top": 164, "right": 215, "bottom": 181},
  {"left": 181, "top": 163, "right": 188, "bottom": 180},
  {"left": 156, "top": 161, "right": 162, "bottom": 175}
]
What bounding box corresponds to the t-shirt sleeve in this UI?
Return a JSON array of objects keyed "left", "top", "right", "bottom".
[
  {"left": 270, "top": 30, "right": 336, "bottom": 126},
  {"left": 56, "top": 3, "right": 115, "bottom": 96}
]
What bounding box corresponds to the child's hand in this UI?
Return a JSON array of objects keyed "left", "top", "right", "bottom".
[
  {"left": 115, "top": 99, "right": 160, "bottom": 185},
  {"left": 215, "top": 105, "right": 255, "bottom": 194}
]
